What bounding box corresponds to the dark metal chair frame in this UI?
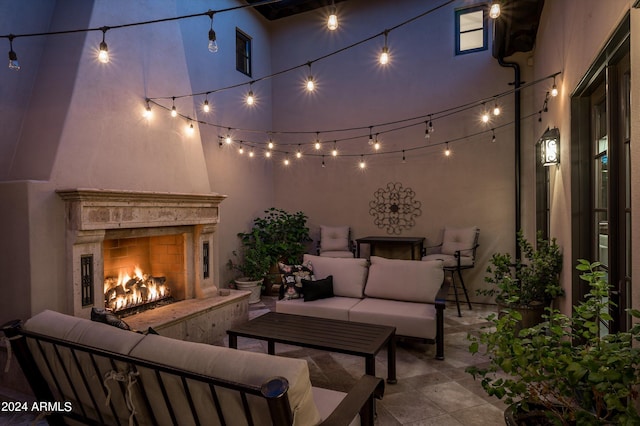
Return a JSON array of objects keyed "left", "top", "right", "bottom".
[
  {"left": 423, "top": 228, "right": 480, "bottom": 317},
  {"left": 2, "top": 319, "right": 384, "bottom": 426}
]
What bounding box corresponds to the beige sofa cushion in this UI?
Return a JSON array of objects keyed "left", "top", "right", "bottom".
[
  {"left": 276, "top": 296, "right": 362, "bottom": 321},
  {"left": 364, "top": 256, "right": 444, "bottom": 303},
  {"left": 130, "top": 333, "right": 321, "bottom": 426},
  {"left": 303, "top": 254, "right": 369, "bottom": 298},
  {"left": 349, "top": 298, "right": 438, "bottom": 339}
]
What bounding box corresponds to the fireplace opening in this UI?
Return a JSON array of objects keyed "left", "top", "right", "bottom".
[{"left": 103, "top": 234, "right": 187, "bottom": 315}]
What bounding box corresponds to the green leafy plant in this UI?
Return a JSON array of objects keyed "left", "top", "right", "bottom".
[
  {"left": 239, "top": 208, "right": 311, "bottom": 265},
  {"left": 228, "top": 208, "right": 311, "bottom": 285},
  {"left": 227, "top": 229, "right": 273, "bottom": 282},
  {"left": 480, "top": 230, "right": 563, "bottom": 307},
  {"left": 467, "top": 260, "right": 640, "bottom": 425}
]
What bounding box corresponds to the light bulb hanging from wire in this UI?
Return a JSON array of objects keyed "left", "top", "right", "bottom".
[
  {"left": 246, "top": 82, "right": 255, "bottom": 106},
  {"left": 481, "top": 103, "right": 490, "bottom": 123},
  {"left": 373, "top": 134, "right": 381, "bottom": 151},
  {"left": 314, "top": 132, "right": 321, "bottom": 150},
  {"left": 305, "top": 62, "right": 315, "bottom": 92},
  {"left": 493, "top": 101, "right": 501, "bottom": 116},
  {"left": 379, "top": 30, "right": 390, "bottom": 65},
  {"left": 98, "top": 27, "right": 110, "bottom": 63},
  {"left": 171, "top": 97, "right": 177, "bottom": 117},
  {"left": 327, "top": 1, "right": 338, "bottom": 31},
  {"left": 551, "top": 76, "right": 558, "bottom": 97},
  {"left": 321, "top": 155, "right": 326, "bottom": 168},
  {"left": 359, "top": 155, "right": 366, "bottom": 169},
  {"left": 143, "top": 99, "right": 152, "bottom": 119},
  {"left": 445, "top": 142, "right": 451, "bottom": 157},
  {"left": 203, "top": 94, "right": 211, "bottom": 112},
  {"left": 296, "top": 144, "right": 302, "bottom": 159},
  {"left": 225, "top": 128, "right": 232, "bottom": 144},
  {"left": 489, "top": 1, "right": 501, "bottom": 19},
  {"left": 268, "top": 138, "right": 274, "bottom": 149},
  {"left": 332, "top": 141, "right": 338, "bottom": 157},
  {"left": 491, "top": 129, "right": 496, "bottom": 143},
  {"left": 368, "top": 126, "right": 374, "bottom": 145},
  {"left": 186, "top": 120, "right": 195, "bottom": 136},
  {"left": 207, "top": 11, "right": 218, "bottom": 53},
  {"left": 238, "top": 141, "right": 244, "bottom": 154},
  {"left": 7, "top": 35, "right": 19, "bottom": 71}
]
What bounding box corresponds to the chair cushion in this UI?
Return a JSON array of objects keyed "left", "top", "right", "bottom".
[
  {"left": 421, "top": 253, "right": 474, "bottom": 268},
  {"left": 312, "top": 387, "right": 358, "bottom": 426},
  {"left": 131, "top": 334, "right": 321, "bottom": 426},
  {"left": 349, "top": 298, "right": 438, "bottom": 340},
  {"left": 364, "top": 256, "right": 444, "bottom": 303},
  {"left": 441, "top": 226, "right": 478, "bottom": 257},
  {"left": 320, "top": 225, "right": 349, "bottom": 252},
  {"left": 303, "top": 254, "right": 368, "bottom": 298}
]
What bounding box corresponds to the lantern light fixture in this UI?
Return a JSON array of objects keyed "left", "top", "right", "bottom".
[{"left": 540, "top": 127, "right": 560, "bottom": 166}]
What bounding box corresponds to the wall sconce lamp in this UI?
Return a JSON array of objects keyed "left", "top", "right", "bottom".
[{"left": 540, "top": 127, "right": 560, "bottom": 166}]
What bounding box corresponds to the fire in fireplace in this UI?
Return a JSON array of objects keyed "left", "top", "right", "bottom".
[{"left": 104, "top": 266, "right": 171, "bottom": 312}]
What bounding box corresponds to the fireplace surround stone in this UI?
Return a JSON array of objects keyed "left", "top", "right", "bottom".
[{"left": 57, "top": 189, "right": 227, "bottom": 319}]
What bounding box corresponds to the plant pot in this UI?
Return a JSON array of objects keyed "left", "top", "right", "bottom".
[
  {"left": 497, "top": 299, "right": 546, "bottom": 334},
  {"left": 234, "top": 278, "right": 263, "bottom": 304},
  {"left": 504, "top": 403, "right": 572, "bottom": 426}
]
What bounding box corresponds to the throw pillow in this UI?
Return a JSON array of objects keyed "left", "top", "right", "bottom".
[
  {"left": 302, "top": 275, "right": 334, "bottom": 302},
  {"left": 278, "top": 261, "right": 314, "bottom": 300},
  {"left": 90, "top": 307, "right": 132, "bottom": 331}
]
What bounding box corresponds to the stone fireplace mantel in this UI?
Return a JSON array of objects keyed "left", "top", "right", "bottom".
[{"left": 57, "top": 188, "right": 227, "bottom": 318}]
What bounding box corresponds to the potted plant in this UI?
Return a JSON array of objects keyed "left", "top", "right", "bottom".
[
  {"left": 227, "top": 229, "right": 273, "bottom": 304},
  {"left": 238, "top": 208, "right": 311, "bottom": 295},
  {"left": 479, "top": 230, "right": 563, "bottom": 329},
  {"left": 467, "top": 260, "right": 640, "bottom": 425}
]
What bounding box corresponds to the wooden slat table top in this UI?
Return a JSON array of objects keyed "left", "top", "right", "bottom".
[{"left": 227, "top": 312, "right": 395, "bottom": 357}]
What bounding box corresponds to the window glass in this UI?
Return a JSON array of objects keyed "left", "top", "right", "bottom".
[
  {"left": 455, "top": 6, "right": 487, "bottom": 54},
  {"left": 236, "top": 29, "right": 252, "bottom": 76}
]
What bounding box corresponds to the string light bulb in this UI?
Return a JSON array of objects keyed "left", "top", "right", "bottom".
[
  {"left": 445, "top": 143, "right": 451, "bottom": 157},
  {"left": 379, "top": 30, "right": 390, "bottom": 65},
  {"left": 359, "top": 155, "right": 366, "bottom": 169},
  {"left": 322, "top": 155, "right": 326, "bottom": 168},
  {"left": 551, "top": 76, "right": 558, "bottom": 97},
  {"left": 186, "top": 121, "right": 195, "bottom": 136},
  {"left": 402, "top": 150, "right": 406, "bottom": 164},
  {"left": 238, "top": 142, "right": 244, "bottom": 154},
  {"left": 268, "top": 139, "right": 274, "bottom": 149},
  {"left": 225, "top": 129, "right": 232, "bottom": 144},
  {"left": 171, "top": 97, "right": 177, "bottom": 118},
  {"left": 246, "top": 83, "right": 255, "bottom": 106},
  {"left": 265, "top": 150, "right": 272, "bottom": 158},
  {"left": 492, "top": 129, "right": 496, "bottom": 143},
  {"left": 481, "top": 104, "right": 490, "bottom": 123},
  {"left": 203, "top": 95, "right": 210, "bottom": 113},
  {"left": 207, "top": 12, "right": 218, "bottom": 53},
  {"left": 489, "top": 1, "right": 501, "bottom": 19},
  {"left": 314, "top": 132, "right": 321, "bottom": 150},
  {"left": 373, "top": 134, "right": 381, "bottom": 151},
  {"left": 284, "top": 157, "right": 290, "bottom": 166},
  {"left": 493, "top": 102, "right": 501, "bottom": 116},
  {"left": 98, "top": 27, "right": 109, "bottom": 64},
  {"left": 249, "top": 150, "right": 254, "bottom": 158},
  {"left": 306, "top": 63, "right": 315, "bottom": 92},
  {"left": 368, "top": 126, "right": 374, "bottom": 145},
  {"left": 143, "top": 99, "right": 152, "bottom": 119},
  {"left": 327, "top": 1, "right": 338, "bottom": 31},
  {"left": 7, "top": 35, "right": 19, "bottom": 71},
  {"left": 332, "top": 141, "right": 338, "bottom": 157},
  {"left": 296, "top": 144, "right": 302, "bottom": 159}
]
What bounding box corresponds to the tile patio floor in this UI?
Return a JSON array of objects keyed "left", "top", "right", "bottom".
[{"left": 221, "top": 296, "right": 507, "bottom": 426}]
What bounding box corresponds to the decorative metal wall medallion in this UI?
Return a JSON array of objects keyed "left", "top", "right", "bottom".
[{"left": 369, "top": 182, "right": 422, "bottom": 234}]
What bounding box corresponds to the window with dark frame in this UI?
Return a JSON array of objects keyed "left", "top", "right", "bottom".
[
  {"left": 455, "top": 5, "right": 488, "bottom": 55},
  {"left": 236, "top": 28, "right": 252, "bottom": 76}
]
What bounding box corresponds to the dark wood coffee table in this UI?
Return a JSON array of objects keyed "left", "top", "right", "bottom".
[{"left": 227, "top": 312, "right": 397, "bottom": 383}]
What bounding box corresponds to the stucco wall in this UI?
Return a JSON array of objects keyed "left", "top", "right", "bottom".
[
  {"left": 529, "top": 0, "right": 630, "bottom": 312},
  {"left": 267, "top": 0, "right": 525, "bottom": 302}
]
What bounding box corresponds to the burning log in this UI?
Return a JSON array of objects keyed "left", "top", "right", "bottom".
[{"left": 103, "top": 270, "right": 169, "bottom": 312}]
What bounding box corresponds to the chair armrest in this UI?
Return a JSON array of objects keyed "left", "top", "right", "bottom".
[
  {"left": 435, "top": 276, "right": 451, "bottom": 304},
  {"left": 319, "top": 375, "right": 384, "bottom": 426},
  {"left": 422, "top": 242, "right": 443, "bottom": 257}
]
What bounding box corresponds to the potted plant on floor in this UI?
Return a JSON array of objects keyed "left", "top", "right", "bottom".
[
  {"left": 227, "top": 229, "right": 273, "bottom": 304},
  {"left": 238, "top": 208, "right": 312, "bottom": 295},
  {"left": 479, "top": 230, "right": 563, "bottom": 329},
  {"left": 467, "top": 260, "right": 640, "bottom": 425}
]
